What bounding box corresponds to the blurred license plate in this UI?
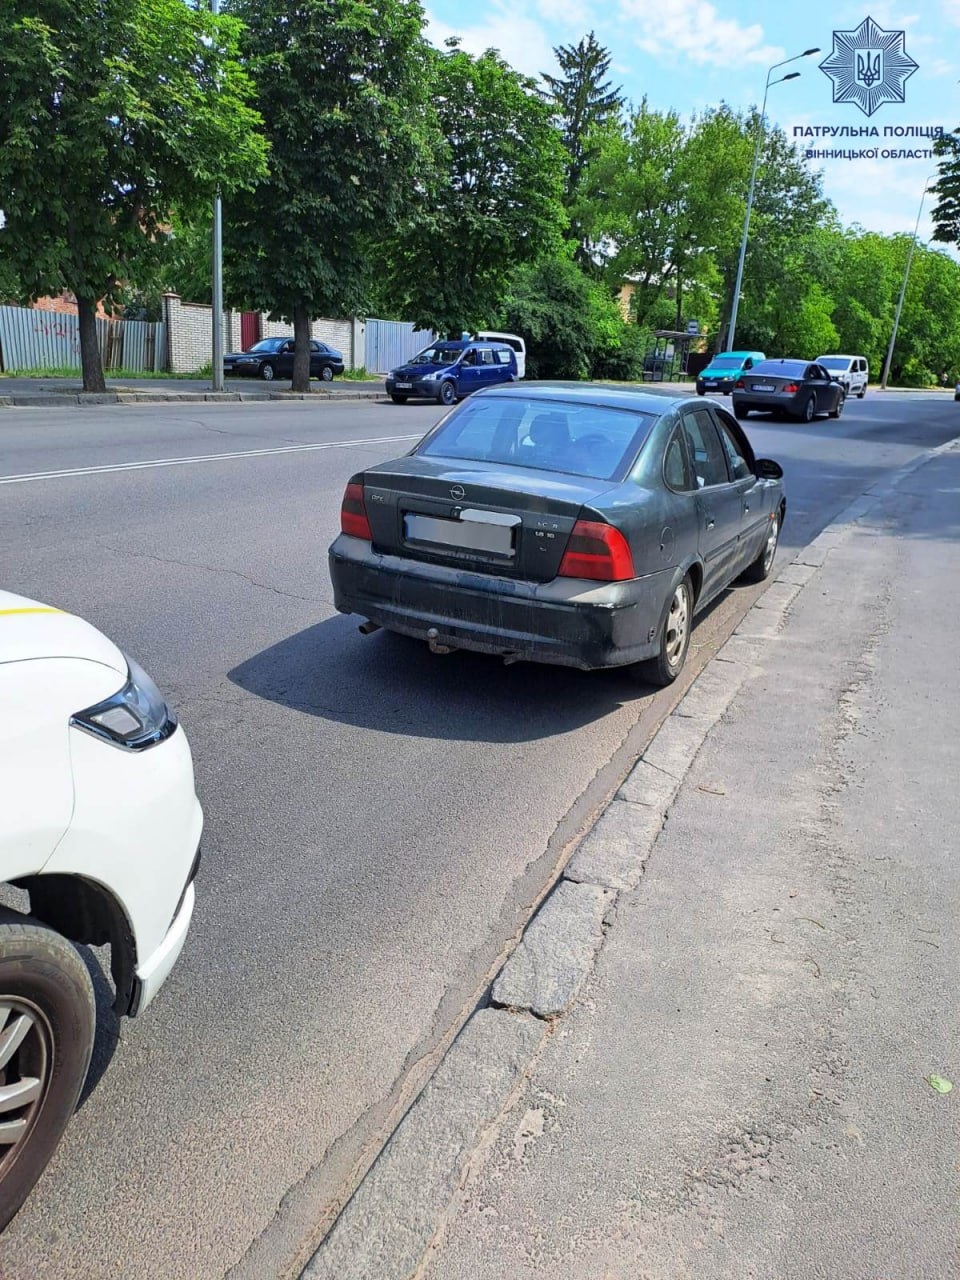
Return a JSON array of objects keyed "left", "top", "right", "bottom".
[
  {"left": 703, "top": 381, "right": 717, "bottom": 388},
  {"left": 395, "top": 381, "right": 412, "bottom": 389},
  {"left": 752, "top": 382, "right": 775, "bottom": 391},
  {"left": 404, "top": 512, "right": 515, "bottom": 556}
]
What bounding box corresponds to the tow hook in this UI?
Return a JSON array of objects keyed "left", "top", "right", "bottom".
[
  {"left": 426, "top": 627, "right": 454, "bottom": 655},
  {"left": 358, "top": 619, "right": 381, "bottom": 635}
]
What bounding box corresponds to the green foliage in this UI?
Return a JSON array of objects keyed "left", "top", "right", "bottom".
[
  {"left": 498, "top": 257, "right": 628, "bottom": 380},
  {"left": 224, "top": 0, "right": 433, "bottom": 345},
  {"left": 383, "top": 40, "right": 567, "bottom": 337},
  {"left": 541, "top": 32, "right": 623, "bottom": 264},
  {"left": 0, "top": 0, "right": 266, "bottom": 388},
  {"left": 931, "top": 131, "right": 960, "bottom": 247}
]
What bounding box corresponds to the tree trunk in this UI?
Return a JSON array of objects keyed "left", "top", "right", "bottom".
[
  {"left": 292, "top": 304, "right": 311, "bottom": 392},
  {"left": 76, "top": 295, "right": 106, "bottom": 393}
]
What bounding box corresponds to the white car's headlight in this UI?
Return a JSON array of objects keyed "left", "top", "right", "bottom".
[{"left": 71, "top": 657, "right": 177, "bottom": 751}]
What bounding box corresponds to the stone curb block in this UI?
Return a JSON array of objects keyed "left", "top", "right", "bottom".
[
  {"left": 617, "top": 757, "right": 682, "bottom": 808},
  {"left": 565, "top": 798, "right": 664, "bottom": 891},
  {"left": 778, "top": 563, "right": 818, "bottom": 587},
  {"left": 491, "top": 881, "right": 614, "bottom": 1018},
  {"left": 302, "top": 1008, "right": 544, "bottom": 1280},
  {"left": 642, "top": 710, "right": 716, "bottom": 781},
  {"left": 673, "top": 661, "right": 747, "bottom": 723},
  {"left": 733, "top": 605, "right": 785, "bottom": 640},
  {"left": 753, "top": 579, "right": 803, "bottom": 613}
]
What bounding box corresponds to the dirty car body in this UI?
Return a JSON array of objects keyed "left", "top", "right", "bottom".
[{"left": 328, "top": 385, "right": 785, "bottom": 677}]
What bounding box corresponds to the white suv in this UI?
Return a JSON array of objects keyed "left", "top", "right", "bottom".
[
  {"left": 816, "top": 354, "right": 868, "bottom": 398},
  {"left": 0, "top": 591, "right": 201, "bottom": 1228}
]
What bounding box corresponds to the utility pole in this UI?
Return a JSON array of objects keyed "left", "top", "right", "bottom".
[
  {"left": 880, "top": 173, "right": 936, "bottom": 390},
  {"left": 211, "top": 0, "right": 224, "bottom": 391},
  {"left": 726, "top": 48, "right": 818, "bottom": 352}
]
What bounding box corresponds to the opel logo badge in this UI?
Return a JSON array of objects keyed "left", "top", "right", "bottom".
[{"left": 450, "top": 485, "right": 466, "bottom": 500}]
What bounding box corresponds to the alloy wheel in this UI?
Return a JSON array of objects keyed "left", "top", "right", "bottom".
[
  {"left": 665, "top": 584, "right": 689, "bottom": 670},
  {"left": 0, "top": 1000, "right": 49, "bottom": 1171},
  {"left": 763, "top": 515, "right": 780, "bottom": 574}
]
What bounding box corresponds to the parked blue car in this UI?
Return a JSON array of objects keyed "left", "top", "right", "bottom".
[{"left": 386, "top": 340, "right": 518, "bottom": 406}]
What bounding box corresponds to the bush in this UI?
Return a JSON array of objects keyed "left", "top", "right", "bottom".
[{"left": 500, "top": 258, "right": 641, "bottom": 381}]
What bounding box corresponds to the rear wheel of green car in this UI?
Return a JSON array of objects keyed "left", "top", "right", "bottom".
[{"left": 635, "top": 576, "right": 693, "bottom": 687}]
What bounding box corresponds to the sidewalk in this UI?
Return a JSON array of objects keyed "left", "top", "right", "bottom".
[
  {"left": 0, "top": 376, "right": 389, "bottom": 407},
  {"left": 303, "top": 442, "right": 960, "bottom": 1280}
]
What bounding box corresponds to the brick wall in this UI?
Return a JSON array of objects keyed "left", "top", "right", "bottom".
[{"left": 163, "top": 293, "right": 360, "bottom": 374}]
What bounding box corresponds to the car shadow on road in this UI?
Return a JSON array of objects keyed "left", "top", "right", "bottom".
[
  {"left": 227, "top": 612, "right": 650, "bottom": 743},
  {"left": 77, "top": 945, "right": 121, "bottom": 1109}
]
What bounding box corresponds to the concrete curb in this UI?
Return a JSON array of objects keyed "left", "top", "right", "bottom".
[{"left": 299, "top": 435, "right": 960, "bottom": 1280}]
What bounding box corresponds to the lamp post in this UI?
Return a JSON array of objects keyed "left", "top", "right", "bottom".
[
  {"left": 726, "top": 47, "right": 820, "bottom": 352},
  {"left": 879, "top": 172, "right": 937, "bottom": 390},
  {"left": 211, "top": 0, "right": 224, "bottom": 392}
]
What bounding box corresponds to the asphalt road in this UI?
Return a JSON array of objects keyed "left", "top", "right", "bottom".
[{"left": 0, "top": 390, "right": 956, "bottom": 1279}]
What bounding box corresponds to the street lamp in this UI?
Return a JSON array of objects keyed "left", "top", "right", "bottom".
[
  {"left": 726, "top": 48, "right": 820, "bottom": 352},
  {"left": 211, "top": 0, "right": 224, "bottom": 392},
  {"left": 879, "top": 172, "right": 938, "bottom": 390}
]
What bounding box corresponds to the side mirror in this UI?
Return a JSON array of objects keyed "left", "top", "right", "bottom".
[{"left": 755, "top": 457, "right": 783, "bottom": 480}]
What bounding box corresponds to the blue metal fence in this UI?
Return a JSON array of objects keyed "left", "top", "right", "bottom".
[
  {"left": 363, "top": 318, "right": 436, "bottom": 374},
  {"left": 0, "top": 306, "right": 167, "bottom": 373}
]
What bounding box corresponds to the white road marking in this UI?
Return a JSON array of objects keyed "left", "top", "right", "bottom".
[{"left": 0, "top": 434, "right": 423, "bottom": 486}]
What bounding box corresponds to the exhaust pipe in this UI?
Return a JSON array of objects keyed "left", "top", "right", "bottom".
[
  {"left": 426, "top": 627, "right": 454, "bottom": 655},
  {"left": 358, "top": 619, "right": 381, "bottom": 635}
]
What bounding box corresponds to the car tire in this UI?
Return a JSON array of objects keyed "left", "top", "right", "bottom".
[
  {"left": 696, "top": 388, "right": 705, "bottom": 396},
  {"left": 438, "top": 381, "right": 457, "bottom": 407},
  {"left": 0, "top": 912, "right": 96, "bottom": 1231},
  {"left": 259, "top": 363, "right": 276, "bottom": 382},
  {"left": 390, "top": 394, "right": 409, "bottom": 404},
  {"left": 829, "top": 392, "right": 844, "bottom": 419},
  {"left": 320, "top": 366, "right": 334, "bottom": 382},
  {"left": 635, "top": 575, "right": 693, "bottom": 687},
  {"left": 801, "top": 394, "right": 816, "bottom": 423},
  {"left": 734, "top": 403, "right": 750, "bottom": 420},
  {"left": 740, "top": 509, "right": 782, "bottom": 584},
  {"left": 858, "top": 387, "right": 866, "bottom": 399}
]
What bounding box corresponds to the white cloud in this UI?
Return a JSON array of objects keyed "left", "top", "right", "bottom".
[
  {"left": 535, "top": 0, "right": 595, "bottom": 23},
  {"left": 619, "top": 0, "right": 783, "bottom": 68},
  {"left": 944, "top": 0, "right": 960, "bottom": 23},
  {"left": 425, "top": 3, "right": 559, "bottom": 80}
]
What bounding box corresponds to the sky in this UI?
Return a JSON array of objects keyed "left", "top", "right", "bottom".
[{"left": 425, "top": 0, "right": 956, "bottom": 248}]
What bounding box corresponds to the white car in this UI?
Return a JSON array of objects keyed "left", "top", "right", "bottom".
[
  {"left": 816, "top": 354, "right": 868, "bottom": 398},
  {"left": 0, "top": 591, "right": 201, "bottom": 1228}
]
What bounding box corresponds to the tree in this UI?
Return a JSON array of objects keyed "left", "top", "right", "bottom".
[
  {"left": 582, "top": 104, "right": 750, "bottom": 330},
  {"left": 931, "top": 129, "right": 960, "bottom": 247},
  {"left": 499, "top": 256, "right": 625, "bottom": 379},
  {"left": 0, "top": 0, "right": 266, "bottom": 391},
  {"left": 224, "top": 0, "right": 434, "bottom": 391},
  {"left": 383, "top": 40, "right": 567, "bottom": 338},
  {"left": 541, "top": 32, "right": 623, "bottom": 265}
]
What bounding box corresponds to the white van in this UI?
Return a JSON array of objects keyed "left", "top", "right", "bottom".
[
  {"left": 816, "top": 354, "right": 869, "bottom": 398},
  {"left": 474, "top": 331, "right": 526, "bottom": 379}
]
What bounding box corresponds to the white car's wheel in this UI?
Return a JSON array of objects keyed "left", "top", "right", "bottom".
[{"left": 0, "top": 913, "right": 95, "bottom": 1230}]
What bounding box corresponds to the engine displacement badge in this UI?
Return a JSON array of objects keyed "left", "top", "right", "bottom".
[{"left": 819, "top": 15, "right": 918, "bottom": 117}]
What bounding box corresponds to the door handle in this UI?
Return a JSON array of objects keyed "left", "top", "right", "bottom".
[
  {"left": 743, "top": 503, "right": 750, "bottom": 513},
  {"left": 705, "top": 518, "right": 715, "bottom": 530}
]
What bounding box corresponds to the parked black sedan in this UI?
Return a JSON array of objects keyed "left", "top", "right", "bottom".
[
  {"left": 328, "top": 385, "right": 785, "bottom": 685},
  {"left": 731, "top": 358, "right": 844, "bottom": 422},
  {"left": 223, "top": 337, "right": 344, "bottom": 382}
]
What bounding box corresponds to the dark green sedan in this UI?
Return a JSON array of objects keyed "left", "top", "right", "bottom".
[{"left": 328, "top": 384, "right": 785, "bottom": 686}]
